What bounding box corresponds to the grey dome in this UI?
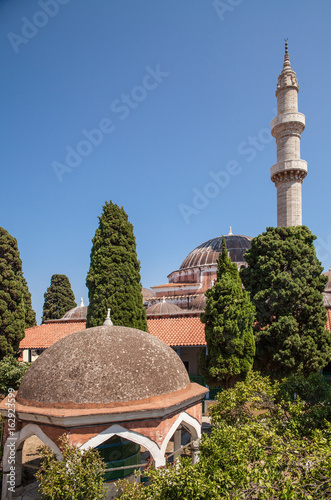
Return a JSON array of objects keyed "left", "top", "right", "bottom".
[
  {"left": 180, "top": 234, "right": 252, "bottom": 269},
  {"left": 146, "top": 300, "right": 183, "bottom": 316},
  {"left": 17, "top": 325, "right": 190, "bottom": 409},
  {"left": 61, "top": 299, "right": 87, "bottom": 320}
]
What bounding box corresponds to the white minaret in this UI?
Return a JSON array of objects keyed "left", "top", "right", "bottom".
[{"left": 270, "top": 40, "right": 307, "bottom": 226}]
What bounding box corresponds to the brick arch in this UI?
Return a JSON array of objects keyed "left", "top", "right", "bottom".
[
  {"left": 160, "top": 411, "right": 201, "bottom": 457},
  {"left": 2, "top": 423, "right": 62, "bottom": 500},
  {"left": 3, "top": 423, "right": 62, "bottom": 466},
  {"left": 79, "top": 423, "right": 166, "bottom": 467}
]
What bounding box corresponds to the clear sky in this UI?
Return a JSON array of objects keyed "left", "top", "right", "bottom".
[{"left": 1, "top": 0, "right": 330, "bottom": 324}]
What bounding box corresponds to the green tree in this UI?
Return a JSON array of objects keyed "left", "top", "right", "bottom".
[
  {"left": 86, "top": 201, "right": 147, "bottom": 331},
  {"left": 0, "top": 355, "right": 29, "bottom": 394},
  {"left": 22, "top": 275, "right": 36, "bottom": 328},
  {"left": 0, "top": 227, "right": 26, "bottom": 359},
  {"left": 42, "top": 274, "right": 77, "bottom": 323},
  {"left": 199, "top": 237, "right": 255, "bottom": 389},
  {"left": 240, "top": 226, "right": 330, "bottom": 377},
  {"left": 36, "top": 434, "right": 106, "bottom": 500}
]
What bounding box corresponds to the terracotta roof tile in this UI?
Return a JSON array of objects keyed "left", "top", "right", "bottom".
[
  {"left": 19, "top": 316, "right": 207, "bottom": 350},
  {"left": 147, "top": 315, "right": 206, "bottom": 347},
  {"left": 22, "top": 309, "right": 331, "bottom": 352},
  {"left": 20, "top": 322, "right": 86, "bottom": 349}
]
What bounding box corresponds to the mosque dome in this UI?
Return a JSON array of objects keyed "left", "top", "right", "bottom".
[
  {"left": 146, "top": 299, "right": 183, "bottom": 315},
  {"left": 180, "top": 232, "right": 252, "bottom": 270},
  {"left": 61, "top": 298, "right": 87, "bottom": 321},
  {"left": 16, "top": 325, "right": 190, "bottom": 409}
]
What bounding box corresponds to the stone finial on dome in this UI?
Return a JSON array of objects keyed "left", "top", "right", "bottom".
[
  {"left": 80, "top": 297, "right": 84, "bottom": 307},
  {"left": 228, "top": 226, "right": 233, "bottom": 236},
  {"left": 103, "top": 308, "right": 113, "bottom": 326}
]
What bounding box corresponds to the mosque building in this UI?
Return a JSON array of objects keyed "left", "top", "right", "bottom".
[
  {"left": 18, "top": 42, "right": 329, "bottom": 376},
  {"left": 3, "top": 42, "right": 331, "bottom": 498}
]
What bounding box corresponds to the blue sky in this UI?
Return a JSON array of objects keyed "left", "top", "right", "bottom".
[{"left": 1, "top": 0, "right": 330, "bottom": 323}]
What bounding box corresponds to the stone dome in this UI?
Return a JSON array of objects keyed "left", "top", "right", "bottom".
[
  {"left": 146, "top": 299, "right": 183, "bottom": 316},
  {"left": 17, "top": 325, "right": 190, "bottom": 409},
  {"left": 190, "top": 294, "right": 206, "bottom": 310},
  {"left": 61, "top": 298, "right": 87, "bottom": 320},
  {"left": 180, "top": 234, "right": 252, "bottom": 270}
]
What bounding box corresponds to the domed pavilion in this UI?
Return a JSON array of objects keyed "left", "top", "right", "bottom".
[{"left": 1, "top": 319, "right": 207, "bottom": 498}]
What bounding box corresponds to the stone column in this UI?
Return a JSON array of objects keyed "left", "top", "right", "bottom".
[
  {"left": 191, "top": 440, "right": 200, "bottom": 464},
  {"left": 173, "top": 429, "right": 181, "bottom": 462}
]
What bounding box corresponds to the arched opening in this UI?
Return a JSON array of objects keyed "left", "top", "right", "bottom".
[
  {"left": 80, "top": 424, "right": 165, "bottom": 468},
  {"left": 161, "top": 412, "right": 201, "bottom": 462},
  {"left": 1, "top": 423, "right": 62, "bottom": 500},
  {"left": 96, "top": 434, "right": 141, "bottom": 482}
]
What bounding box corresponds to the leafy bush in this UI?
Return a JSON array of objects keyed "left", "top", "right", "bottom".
[
  {"left": 36, "top": 435, "right": 106, "bottom": 500},
  {"left": 118, "top": 372, "right": 331, "bottom": 499}
]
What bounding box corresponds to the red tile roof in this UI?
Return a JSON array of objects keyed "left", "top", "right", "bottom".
[
  {"left": 19, "top": 315, "right": 206, "bottom": 349},
  {"left": 20, "top": 322, "right": 86, "bottom": 349},
  {"left": 21, "top": 310, "right": 331, "bottom": 351},
  {"left": 147, "top": 315, "right": 206, "bottom": 346}
]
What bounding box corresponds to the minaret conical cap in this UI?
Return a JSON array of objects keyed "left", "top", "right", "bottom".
[{"left": 283, "top": 38, "right": 291, "bottom": 69}]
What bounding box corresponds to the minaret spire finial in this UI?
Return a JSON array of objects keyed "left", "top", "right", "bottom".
[
  {"left": 283, "top": 37, "right": 290, "bottom": 67},
  {"left": 284, "top": 38, "right": 288, "bottom": 55}
]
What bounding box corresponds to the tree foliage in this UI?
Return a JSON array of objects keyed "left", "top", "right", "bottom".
[
  {"left": 240, "top": 226, "right": 330, "bottom": 377},
  {"left": 199, "top": 237, "right": 255, "bottom": 388},
  {"left": 36, "top": 434, "right": 106, "bottom": 500},
  {"left": 118, "top": 372, "right": 331, "bottom": 500},
  {"left": 0, "top": 355, "right": 29, "bottom": 394},
  {"left": 42, "top": 274, "right": 76, "bottom": 323},
  {"left": 0, "top": 227, "right": 36, "bottom": 359},
  {"left": 21, "top": 275, "right": 36, "bottom": 328},
  {"left": 86, "top": 201, "right": 147, "bottom": 331}
]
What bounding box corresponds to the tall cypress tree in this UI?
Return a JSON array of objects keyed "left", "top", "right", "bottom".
[
  {"left": 42, "top": 274, "right": 77, "bottom": 322},
  {"left": 86, "top": 201, "right": 148, "bottom": 331},
  {"left": 0, "top": 227, "right": 26, "bottom": 359},
  {"left": 241, "top": 226, "right": 330, "bottom": 377},
  {"left": 200, "top": 237, "right": 255, "bottom": 389},
  {"left": 22, "top": 275, "right": 36, "bottom": 328}
]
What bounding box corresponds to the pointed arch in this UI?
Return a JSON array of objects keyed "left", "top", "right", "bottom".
[
  {"left": 2, "top": 423, "right": 62, "bottom": 469},
  {"left": 79, "top": 423, "right": 166, "bottom": 467},
  {"left": 160, "top": 411, "right": 201, "bottom": 456}
]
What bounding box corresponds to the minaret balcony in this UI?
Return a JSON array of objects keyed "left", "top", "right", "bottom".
[
  {"left": 270, "top": 159, "right": 307, "bottom": 181},
  {"left": 271, "top": 112, "right": 305, "bottom": 138}
]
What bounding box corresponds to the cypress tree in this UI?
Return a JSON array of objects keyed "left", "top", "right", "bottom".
[
  {"left": 42, "top": 274, "right": 77, "bottom": 322},
  {"left": 86, "top": 201, "right": 148, "bottom": 331},
  {"left": 0, "top": 227, "right": 26, "bottom": 359},
  {"left": 240, "top": 226, "right": 330, "bottom": 377},
  {"left": 200, "top": 237, "right": 255, "bottom": 389},
  {"left": 22, "top": 275, "right": 36, "bottom": 328}
]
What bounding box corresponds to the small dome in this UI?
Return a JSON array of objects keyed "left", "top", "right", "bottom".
[
  {"left": 146, "top": 299, "right": 183, "bottom": 316},
  {"left": 142, "top": 288, "right": 153, "bottom": 302},
  {"left": 180, "top": 234, "right": 251, "bottom": 270},
  {"left": 190, "top": 294, "right": 206, "bottom": 310},
  {"left": 62, "top": 298, "right": 87, "bottom": 320},
  {"left": 17, "top": 325, "right": 190, "bottom": 409}
]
